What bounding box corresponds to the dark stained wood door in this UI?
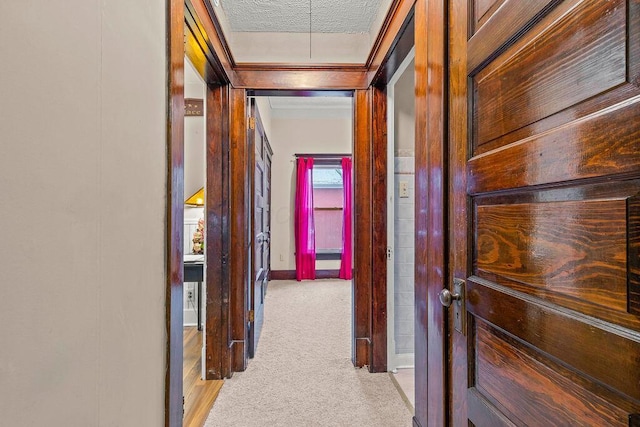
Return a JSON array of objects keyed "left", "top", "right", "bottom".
[
  {"left": 264, "top": 138, "right": 272, "bottom": 285},
  {"left": 248, "top": 99, "right": 272, "bottom": 359},
  {"left": 448, "top": 0, "right": 640, "bottom": 425}
]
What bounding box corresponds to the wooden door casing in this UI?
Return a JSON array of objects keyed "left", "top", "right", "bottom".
[
  {"left": 413, "top": 0, "right": 447, "bottom": 425},
  {"left": 204, "top": 83, "right": 232, "bottom": 380},
  {"left": 229, "top": 87, "right": 249, "bottom": 373},
  {"left": 171, "top": 0, "right": 421, "bottom": 422},
  {"left": 449, "top": 0, "right": 640, "bottom": 425}
]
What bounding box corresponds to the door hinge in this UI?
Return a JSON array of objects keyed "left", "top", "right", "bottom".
[
  {"left": 249, "top": 310, "right": 255, "bottom": 322},
  {"left": 248, "top": 117, "right": 255, "bottom": 129},
  {"left": 182, "top": 395, "right": 185, "bottom": 417}
]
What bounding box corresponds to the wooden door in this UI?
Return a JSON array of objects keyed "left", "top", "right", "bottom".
[
  {"left": 448, "top": 0, "right": 640, "bottom": 425},
  {"left": 248, "top": 100, "right": 271, "bottom": 358},
  {"left": 264, "top": 139, "right": 273, "bottom": 286}
]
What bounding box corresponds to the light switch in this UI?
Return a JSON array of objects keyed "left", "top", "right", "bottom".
[{"left": 399, "top": 181, "right": 409, "bottom": 198}]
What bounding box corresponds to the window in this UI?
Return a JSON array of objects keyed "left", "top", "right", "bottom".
[{"left": 312, "top": 163, "right": 343, "bottom": 260}]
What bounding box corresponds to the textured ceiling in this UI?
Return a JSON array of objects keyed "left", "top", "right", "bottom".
[{"left": 220, "top": 0, "right": 384, "bottom": 33}]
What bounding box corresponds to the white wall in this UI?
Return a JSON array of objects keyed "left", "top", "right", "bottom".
[
  {"left": 267, "top": 101, "right": 353, "bottom": 272},
  {"left": 393, "top": 59, "right": 415, "bottom": 357},
  {"left": 393, "top": 158, "right": 415, "bottom": 355},
  {"left": 0, "top": 1, "right": 166, "bottom": 425},
  {"left": 184, "top": 58, "right": 206, "bottom": 219},
  {"left": 230, "top": 32, "right": 371, "bottom": 63},
  {"left": 255, "top": 97, "right": 273, "bottom": 140},
  {"left": 395, "top": 59, "right": 415, "bottom": 156}
]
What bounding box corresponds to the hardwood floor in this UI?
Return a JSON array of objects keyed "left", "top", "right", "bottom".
[{"left": 183, "top": 326, "right": 223, "bottom": 427}]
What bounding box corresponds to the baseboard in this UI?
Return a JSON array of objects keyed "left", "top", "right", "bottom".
[
  {"left": 269, "top": 269, "right": 343, "bottom": 280},
  {"left": 269, "top": 270, "right": 296, "bottom": 280},
  {"left": 389, "top": 352, "right": 415, "bottom": 370},
  {"left": 354, "top": 337, "right": 371, "bottom": 368},
  {"left": 183, "top": 308, "right": 199, "bottom": 327},
  {"left": 230, "top": 340, "right": 246, "bottom": 372}
]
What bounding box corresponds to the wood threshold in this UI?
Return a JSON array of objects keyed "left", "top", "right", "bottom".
[{"left": 183, "top": 327, "right": 223, "bottom": 427}]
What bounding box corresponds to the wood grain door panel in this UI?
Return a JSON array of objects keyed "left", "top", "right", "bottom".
[
  {"left": 475, "top": 0, "right": 640, "bottom": 155},
  {"left": 449, "top": 0, "right": 640, "bottom": 425},
  {"left": 470, "top": 319, "right": 634, "bottom": 426},
  {"left": 474, "top": 194, "right": 635, "bottom": 317}
]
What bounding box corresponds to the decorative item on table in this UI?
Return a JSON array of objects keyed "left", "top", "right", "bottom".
[{"left": 192, "top": 217, "right": 204, "bottom": 254}]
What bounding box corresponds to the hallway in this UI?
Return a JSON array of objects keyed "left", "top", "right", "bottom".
[{"left": 205, "top": 280, "right": 412, "bottom": 426}]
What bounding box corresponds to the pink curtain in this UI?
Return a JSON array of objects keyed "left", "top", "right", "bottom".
[
  {"left": 295, "top": 157, "right": 316, "bottom": 280},
  {"left": 339, "top": 157, "right": 353, "bottom": 280}
]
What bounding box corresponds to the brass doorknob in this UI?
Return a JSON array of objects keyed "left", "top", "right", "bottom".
[{"left": 439, "top": 288, "right": 461, "bottom": 307}]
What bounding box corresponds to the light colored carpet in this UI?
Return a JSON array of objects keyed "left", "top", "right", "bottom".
[{"left": 205, "top": 279, "right": 413, "bottom": 427}]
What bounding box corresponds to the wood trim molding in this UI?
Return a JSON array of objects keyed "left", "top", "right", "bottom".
[
  {"left": 201, "top": 0, "right": 236, "bottom": 68},
  {"left": 235, "top": 63, "right": 365, "bottom": 69},
  {"left": 269, "top": 270, "right": 296, "bottom": 280},
  {"left": 233, "top": 66, "right": 369, "bottom": 90},
  {"left": 366, "top": 0, "right": 416, "bottom": 85},
  {"left": 229, "top": 87, "right": 249, "bottom": 373},
  {"left": 185, "top": 1, "right": 227, "bottom": 85},
  {"left": 204, "top": 84, "right": 231, "bottom": 380},
  {"left": 371, "top": 86, "right": 388, "bottom": 373},
  {"left": 353, "top": 88, "right": 373, "bottom": 369},
  {"left": 366, "top": 0, "right": 411, "bottom": 67},
  {"left": 449, "top": 0, "right": 470, "bottom": 425},
  {"left": 166, "top": 0, "right": 185, "bottom": 425},
  {"left": 414, "top": 0, "right": 447, "bottom": 425},
  {"left": 188, "top": 0, "right": 236, "bottom": 82}
]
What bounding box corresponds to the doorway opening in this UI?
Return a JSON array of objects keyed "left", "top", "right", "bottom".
[
  {"left": 386, "top": 46, "right": 416, "bottom": 409},
  {"left": 182, "top": 56, "right": 223, "bottom": 426},
  {"left": 247, "top": 93, "right": 355, "bottom": 359}
]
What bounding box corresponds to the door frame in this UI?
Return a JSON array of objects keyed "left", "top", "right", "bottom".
[
  {"left": 386, "top": 46, "right": 416, "bottom": 372},
  {"left": 413, "top": 0, "right": 448, "bottom": 426},
  {"left": 166, "top": 0, "right": 425, "bottom": 424}
]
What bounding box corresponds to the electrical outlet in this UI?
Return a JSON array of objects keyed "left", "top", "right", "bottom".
[
  {"left": 399, "top": 181, "right": 409, "bottom": 198},
  {"left": 187, "top": 290, "right": 194, "bottom": 302}
]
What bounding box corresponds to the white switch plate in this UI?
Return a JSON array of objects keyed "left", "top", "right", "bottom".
[{"left": 399, "top": 181, "right": 409, "bottom": 198}]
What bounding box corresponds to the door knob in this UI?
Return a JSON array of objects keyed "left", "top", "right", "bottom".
[
  {"left": 438, "top": 288, "right": 461, "bottom": 307},
  {"left": 439, "top": 278, "right": 466, "bottom": 335}
]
